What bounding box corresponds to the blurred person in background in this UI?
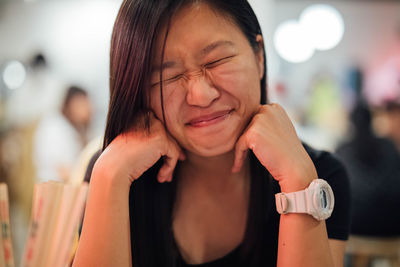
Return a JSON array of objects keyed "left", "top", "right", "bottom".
[
  {"left": 335, "top": 68, "right": 400, "bottom": 237},
  {"left": 364, "top": 25, "right": 400, "bottom": 152},
  {"left": 382, "top": 102, "right": 400, "bottom": 151},
  {"left": 33, "top": 86, "right": 92, "bottom": 183},
  {"left": 5, "top": 53, "right": 63, "bottom": 127}
]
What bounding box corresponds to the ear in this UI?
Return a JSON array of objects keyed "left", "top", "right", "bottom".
[{"left": 255, "top": 34, "right": 265, "bottom": 80}]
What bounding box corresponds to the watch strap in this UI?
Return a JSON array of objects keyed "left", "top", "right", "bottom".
[{"left": 275, "top": 189, "right": 309, "bottom": 214}]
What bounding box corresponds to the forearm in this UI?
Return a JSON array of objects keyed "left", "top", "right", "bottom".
[
  {"left": 277, "top": 214, "right": 334, "bottom": 267},
  {"left": 73, "top": 169, "right": 132, "bottom": 267}
]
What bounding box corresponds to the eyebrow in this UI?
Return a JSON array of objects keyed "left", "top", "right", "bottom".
[
  {"left": 152, "top": 60, "right": 176, "bottom": 73},
  {"left": 152, "top": 40, "right": 235, "bottom": 73},
  {"left": 200, "top": 40, "right": 235, "bottom": 56}
]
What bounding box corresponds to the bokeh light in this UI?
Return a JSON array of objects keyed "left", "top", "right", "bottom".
[
  {"left": 273, "top": 20, "right": 315, "bottom": 63},
  {"left": 2, "top": 60, "right": 26, "bottom": 90},
  {"left": 274, "top": 4, "right": 344, "bottom": 63},
  {"left": 300, "top": 4, "right": 344, "bottom": 51}
]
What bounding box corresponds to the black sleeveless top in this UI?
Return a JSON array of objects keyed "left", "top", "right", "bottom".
[
  {"left": 127, "top": 144, "right": 351, "bottom": 267},
  {"left": 174, "top": 178, "right": 282, "bottom": 267}
]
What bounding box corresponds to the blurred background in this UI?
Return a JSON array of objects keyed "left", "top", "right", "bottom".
[{"left": 0, "top": 0, "right": 400, "bottom": 266}]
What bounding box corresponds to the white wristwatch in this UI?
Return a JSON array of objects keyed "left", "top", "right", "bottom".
[{"left": 275, "top": 179, "right": 334, "bottom": 221}]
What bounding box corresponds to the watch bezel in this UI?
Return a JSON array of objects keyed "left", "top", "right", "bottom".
[{"left": 309, "top": 179, "right": 335, "bottom": 220}]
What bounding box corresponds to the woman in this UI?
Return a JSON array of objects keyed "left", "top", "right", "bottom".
[{"left": 73, "top": 0, "right": 350, "bottom": 266}]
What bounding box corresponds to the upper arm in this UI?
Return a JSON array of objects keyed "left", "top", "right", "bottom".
[{"left": 328, "top": 239, "right": 346, "bottom": 267}]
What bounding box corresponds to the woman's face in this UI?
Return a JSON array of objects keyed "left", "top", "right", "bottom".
[{"left": 150, "top": 3, "right": 264, "bottom": 157}]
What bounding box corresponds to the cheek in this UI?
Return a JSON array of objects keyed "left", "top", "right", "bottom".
[
  {"left": 150, "top": 86, "right": 185, "bottom": 127},
  {"left": 210, "top": 63, "right": 261, "bottom": 104},
  {"left": 163, "top": 88, "right": 186, "bottom": 122}
]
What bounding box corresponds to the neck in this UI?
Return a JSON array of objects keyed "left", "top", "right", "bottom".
[{"left": 177, "top": 150, "right": 250, "bottom": 193}]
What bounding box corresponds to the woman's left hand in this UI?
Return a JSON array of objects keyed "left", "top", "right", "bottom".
[{"left": 232, "top": 103, "right": 318, "bottom": 192}]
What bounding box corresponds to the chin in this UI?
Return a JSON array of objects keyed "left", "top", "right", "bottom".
[
  {"left": 186, "top": 136, "right": 238, "bottom": 157},
  {"left": 181, "top": 116, "right": 249, "bottom": 157}
]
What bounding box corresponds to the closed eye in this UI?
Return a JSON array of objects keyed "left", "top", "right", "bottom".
[
  {"left": 165, "top": 74, "right": 183, "bottom": 83},
  {"left": 151, "top": 74, "right": 183, "bottom": 87},
  {"left": 205, "top": 55, "right": 235, "bottom": 68}
]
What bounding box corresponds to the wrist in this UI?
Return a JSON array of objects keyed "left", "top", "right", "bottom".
[
  {"left": 278, "top": 150, "right": 318, "bottom": 192},
  {"left": 278, "top": 171, "right": 317, "bottom": 193},
  {"left": 92, "top": 160, "right": 132, "bottom": 192}
]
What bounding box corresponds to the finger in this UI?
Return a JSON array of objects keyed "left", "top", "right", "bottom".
[
  {"left": 157, "top": 141, "right": 180, "bottom": 183},
  {"left": 166, "top": 132, "right": 186, "bottom": 161},
  {"left": 179, "top": 150, "right": 186, "bottom": 161},
  {"left": 232, "top": 134, "right": 250, "bottom": 173},
  {"left": 232, "top": 149, "right": 248, "bottom": 173},
  {"left": 157, "top": 154, "right": 179, "bottom": 183}
]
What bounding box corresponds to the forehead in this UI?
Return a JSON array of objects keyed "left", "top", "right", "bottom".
[
  {"left": 170, "top": 2, "right": 237, "bottom": 32},
  {"left": 153, "top": 3, "right": 245, "bottom": 58}
]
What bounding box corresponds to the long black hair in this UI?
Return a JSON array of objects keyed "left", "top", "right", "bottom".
[{"left": 104, "top": 0, "right": 275, "bottom": 266}]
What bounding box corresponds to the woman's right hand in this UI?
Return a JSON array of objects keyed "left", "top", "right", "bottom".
[{"left": 93, "top": 112, "right": 185, "bottom": 187}]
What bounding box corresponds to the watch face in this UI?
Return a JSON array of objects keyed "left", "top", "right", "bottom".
[
  {"left": 311, "top": 179, "right": 334, "bottom": 220},
  {"left": 320, "top": 189, "right": 328, "bottom": 209}
]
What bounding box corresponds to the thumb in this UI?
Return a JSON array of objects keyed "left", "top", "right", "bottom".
[{"left": 232, "top": 133, "right": 250, "bottom": 173}]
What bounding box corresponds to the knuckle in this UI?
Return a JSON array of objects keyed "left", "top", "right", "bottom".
[
  {"left": 269, "top": 102, "right": 279, "bottom": 108},
  {"left": 247, "top": 127, "right": 261, "bottom": 141},
  {"left": 259, "top": 105, "right": 268, "bottom": 112},
  {"left": 271, "top": 102, "right": 283, "bottom": 111},
  {"left": 253, "top": 112, "right": 263, "bottom": 121},
  {"left": 152, "top": 132, "right": 164, "bottom": 143}
]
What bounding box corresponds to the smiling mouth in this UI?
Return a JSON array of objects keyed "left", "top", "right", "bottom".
[{"left": 187, "top": 109, "right": 233, "bottom": 127}]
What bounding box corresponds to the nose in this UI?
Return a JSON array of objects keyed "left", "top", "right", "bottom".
[{"left": 185, "top": 69, "right": 220, "bottom": 107}]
